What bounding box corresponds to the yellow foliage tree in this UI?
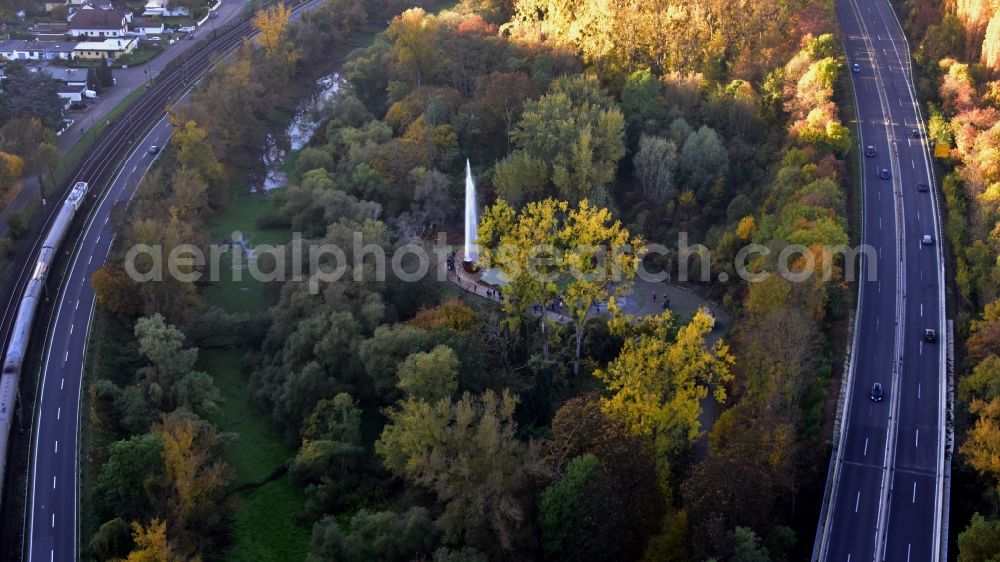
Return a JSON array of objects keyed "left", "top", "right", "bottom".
[
  {"left": 962, "top": 397, "right": 1000, "bottom": 491},
  {"left": 155, "top": 412, "right": 228, "bottom": 529},
  {"left": 253, "top": 2, "right": 299, "bottom": 64},
  {"left": 124, "top": 519, "right": 198, "bottom": 562},
  {"left": 596, "top": 309, "right": 734, "bottom": 477}
]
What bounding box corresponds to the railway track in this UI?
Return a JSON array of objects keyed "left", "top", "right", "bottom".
[{"left": 0, "top": 0, "right": 311, "bottom": 550}]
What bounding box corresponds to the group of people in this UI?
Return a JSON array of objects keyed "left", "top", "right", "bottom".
[{"left": 652, "top": 292, "right": 671, "bottom": 310}]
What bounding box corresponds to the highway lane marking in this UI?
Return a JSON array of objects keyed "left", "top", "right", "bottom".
[
  {"left": 879, "top": 217, "right": 882, "bottom": 230},
  {"left": 60, "top": 378, "right": 64, "bottom": 390},
  {"left": 920, "top": 304, "right": 923, "bottom": 317},
  {"left": 855, "top": 491, "right": 861, "bottom": 512},
  {"left": 53, "top": 476, "right": 56, "bottom": 489},
  {"left": 63, "top": 351, "right": 68, "bottom": 363},
  {"left": 915, "top": 429, "right": 920, "bottom": 448},
  {"left": 907, "top": 544, "right": 911, "bottom": 562},
  {"left": 51, "top": 514, "right": 55, "bottom": 528},
  {"left": 132, "top": 166, "right": 138, "bottom": 173},
  {"left": 88, "top": 255, "right": 93, "bottom": 264},
  {"left": 919, "top": 340, "right": 923, "bottom": 356},
  {"left": 69, "top": 324, "right": 74, "bottom": 335},
  {"left": 912, "top": 481, "right": 916, "bottom": 503},
  {"left": 75, "top": 300, "right": 79, "bottom": 310},
  {"left": 54, "top": 441, "right": 58, "bottom": 453},
  {"left": 864, "top": 437, "right": 869, "bottom": 456},
  {"left": 918, "top": 383, "right": 922, "bottom": 399},
  {"left": 876, "top": 318, "right": 879, "bottom": 331},
  {"left": 911, "top": 160, "right": 915, "bottom": 169},
  {"left": 57, "top": 407, "right": 60, "bottom": 420},
  {"left": 50, "top": 550, "right": 53, "bottom": 562}
]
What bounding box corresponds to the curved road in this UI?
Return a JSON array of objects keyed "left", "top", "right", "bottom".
[
  {"left": 818, "top": 0, "right": 948, "bottom": 560},
  {"left": 26, "top": 116, "right": 173, "bottom": 562},
  {"left": 21, "top": 1, "right": 332, "bottom": 559}
]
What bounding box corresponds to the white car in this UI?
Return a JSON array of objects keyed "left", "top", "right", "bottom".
[
  {"left": 921, "top": 235, "right": 934, "bottom": 246},
  {"left": 179, "top": 25, "right": 196, "bottom": 33}
]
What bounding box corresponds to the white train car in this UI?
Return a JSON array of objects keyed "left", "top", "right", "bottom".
[{"left": 0, "top": 181, "right": 89, "bottom": 506}]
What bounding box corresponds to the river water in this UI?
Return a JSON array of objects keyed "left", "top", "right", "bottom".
[{"left": 258, "top": 73, "right": 341, "bottom": 191}]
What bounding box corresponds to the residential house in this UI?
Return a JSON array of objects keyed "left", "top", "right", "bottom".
[
  {"left": 68, "top": 8, "right": 128, "bottom": 39},
  {"left": 74, "top": 37, "right": 135, "bottom": 60},
  {"left": 128, "top": 16, "right": 164, "bottom": 36},
  {"left": 29, "top": 22, "right": 70, "bottom": 40},
  {"left": 34, "top": 65, "right": 89, "bottom": 86},
  {"left": 0, "top": 40, "right": 78, "bottom": 61},
  {"left": 32, "top": 65, "right": 90, "bottom": 102},
  {"left": 143, "top": 0, "right": 189, "bottom": 17}
]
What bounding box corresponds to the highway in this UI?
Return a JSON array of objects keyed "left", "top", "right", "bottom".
[
  {"left": 12, "top": 1, "right": 332, "bottom": 558},
  {"left": 26, "top": 117, "right": 172, "bottom": 562},
  {"left": 817, "top": 0, "right": 949, "bottom": 560}
]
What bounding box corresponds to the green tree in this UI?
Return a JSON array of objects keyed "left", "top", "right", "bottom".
[
  {"left": 397, "top": 345, "right": 459, "bottom": 402},
  {"left": 375, "top": 390, "right": 549, "bottom": 552},
  {"left": 308, "top": 508, "right": 439, "bottom": 562},
  {"left": 0, "top": 62, "right": 63, "bottom": 129},
  {"left": 958, "top": 513, "right": 1000, "bottom": 562},
  {"left": 621, "top": 69, "right": 665, "bottom": 135},
  {"left": 634, "top": 134, "right": 679, "bottom": 205},
  {"left": 539, "top": 453, "right": 598, "bottom": 555},
  {"left": 93, "top": 434, "right": 163, "bottom": 522},
  {"left": 679, "top": 125, "right": 728, "bottom": 201}
]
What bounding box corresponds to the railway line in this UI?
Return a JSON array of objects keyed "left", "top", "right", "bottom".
[{"left": 0, "top": 0, "right": 311, "bottom": 552}]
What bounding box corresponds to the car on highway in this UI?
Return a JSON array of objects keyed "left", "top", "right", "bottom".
[
  {"left": 924, "top": 329, "right": 937, "bottom": 342},
  {"left": 917, "top": 182, "right": 929, "bottom": 192},
  {"left": 912, "top": 129, "right": 921, "bottom": 138},
  {"left": 922, "top": 234, "right": 934, "bottom": 245},
  {"left": 880, "top": 168, "right": 891, "bottom": 180},
  {"left": 871, "top": 382, "right": 884, "bottom": 402},
  {"left": 865, "top": 145, "right": 877, "bottom": 157},
  {"left": 148, "top": 145, "right": 160, "bottom": 154},
  {"left": 852, "top": 63, "right": 861, "bottom": 73}
]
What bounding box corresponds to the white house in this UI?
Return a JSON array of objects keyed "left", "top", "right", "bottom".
[
  {"left": 129, "top": 16, "right": 165, "bottom": 36},
  {"left": 0, "top": 40, "right": 78, "bottom": 61},
  {"left": 68, "top": 8, "right": 128, "bottom": 38},
  {"left": 74, "top": 37, "right": 136, "bottom": 60},
  {"left": 143, "top": 0, "right": 189, "bottom": 17}
]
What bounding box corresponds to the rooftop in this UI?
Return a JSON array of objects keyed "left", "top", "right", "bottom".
[
  {"left": 68, "top": 9, "right": 126, "bottom": 29},
  {"left": 74, "top": 38, "right": 134, "bottom": 50}
]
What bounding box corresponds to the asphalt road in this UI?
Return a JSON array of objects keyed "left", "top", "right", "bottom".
[
  {"left": 25, "top": 118, "right": 172, "bottom": 562},
  {"left": 0, "top": 0, "right": 247, "bottom": 237},
  {"left": 822, "top": 0, "right": 948, "bottom": 560},
  {"left": 19, "top": 1, "right": 333, "bottom": 558}
]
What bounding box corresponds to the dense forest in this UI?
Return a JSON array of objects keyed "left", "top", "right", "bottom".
[
  {"left": 81, "top": 0, "right": 866, "bottom": 560},
  {"left": 895, "top": 0, "right": 1000, "bottom": 558}
]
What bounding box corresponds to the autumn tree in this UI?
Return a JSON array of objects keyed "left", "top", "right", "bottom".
[
  {"left": 92, "top": 266, "right": 142, "bottom": 321},
  {"left": 387, "top": 8, "right": 439, "bottom": 87},
  {"left": 596, "top": 310, "right": 734, "bottom": 475},
  {"left": 407, "top": 298, "right": 477, "bottom": 331},
  {"left": 253, "top": 2, "right": 299, "bottom": 64},
  {"left": 478, "top": 198, "right": 567, "bottom": 358},
  {"left": 561, "top": 200, "right": 643, "bottom": 375},
  {"left": 124, "top": 519, "right": 188, "bottom": 562},
  {"left": 154, "top": 411, "right": 230, "bottom": 553}
]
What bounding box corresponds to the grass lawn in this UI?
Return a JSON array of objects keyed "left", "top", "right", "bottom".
[
  {"left": 201, "top": 186, "right": 287, "bottom": 313},
  {"left": 199, "top": 184, "right": 308, "bottom": 561},
  {"left": 201, "top": 348, "right": 310, "bottom": 562},
  {"left": 116, "top": 46, "right": 162, "bottom": 67}
]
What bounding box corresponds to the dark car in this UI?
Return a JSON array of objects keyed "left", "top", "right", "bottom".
[
  {"left": 852, "top": 63, "right": 861, "bottom": 73},
  {"left": 148, "top": 145, "right": 160, "bottom": 154},
  {"left": 911, "top": 129, "right": 921, "bottom": 138},
  {"left": 871, "top": 382, "right": 884, "bottom": 402},
  {"left": 865, "top": 145, "right": 877, "bottom": 158},
  {"left": 880, "top": 169, "right": 891, "bottom": 180},
  {"left": 924, "top": 329, "right": 937, "bottom": 342},
  {"left": 917, "top": 183, "right": 929, "bottom": 192}
]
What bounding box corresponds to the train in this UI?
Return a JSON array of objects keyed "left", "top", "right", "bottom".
[{"left": 0, "top": 181, "right": 89, "bottom": 506}]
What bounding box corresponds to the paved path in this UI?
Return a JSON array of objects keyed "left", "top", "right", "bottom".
[{"left": 0, "top": 0, "right": 245, "bottom": 236}]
